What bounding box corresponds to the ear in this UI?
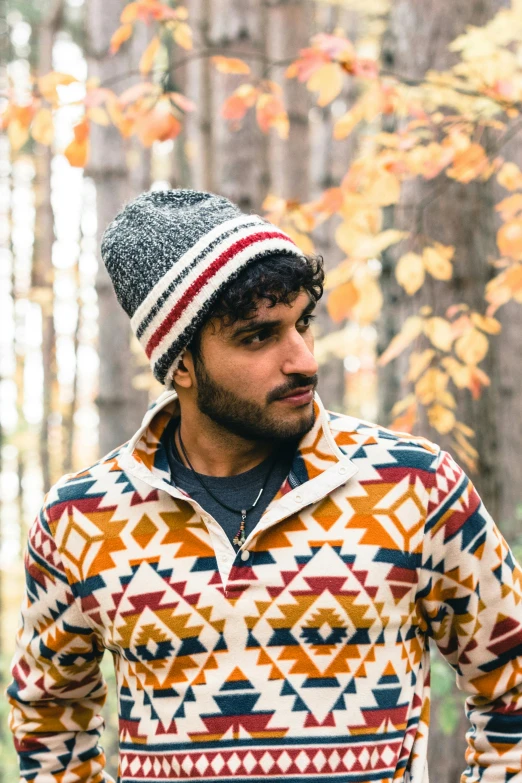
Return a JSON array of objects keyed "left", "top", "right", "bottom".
[{"left": 171, "top": 350, "right": 195, "bottom": 389}]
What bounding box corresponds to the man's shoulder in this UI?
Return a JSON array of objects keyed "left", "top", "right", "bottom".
[
  {"left": 325, "top": 408, "right": 441, "bottom": 472},
  {"left": 43, "top": 441, "right": 134, "bottom": 521}
]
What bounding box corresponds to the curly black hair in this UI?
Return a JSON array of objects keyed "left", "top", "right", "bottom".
[{"left": 188, "top": 252, "right": 325, "bottom": 360}]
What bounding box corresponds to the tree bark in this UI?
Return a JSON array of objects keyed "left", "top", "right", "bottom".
[
  {"left": 379, "top": 2, "right": 506, "bottom": 778},
  {"left": 85, "top": 1, "right": 149, "bottom": 458}
]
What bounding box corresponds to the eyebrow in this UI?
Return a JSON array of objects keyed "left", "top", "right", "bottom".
[{"left": 229, "top": 297, "right": 316, "bottom": 339}]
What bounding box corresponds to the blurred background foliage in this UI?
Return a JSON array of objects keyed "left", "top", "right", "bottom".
[{"left": 2, "top": 0, "right": 522, "bottom": 780}]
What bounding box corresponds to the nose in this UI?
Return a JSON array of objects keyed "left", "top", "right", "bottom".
[{"left": 281, "top": 329, "right": 319, "bottom": 378}]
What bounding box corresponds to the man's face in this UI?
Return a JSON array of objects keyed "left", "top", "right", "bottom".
[{"left": 189, "top": 290, "right": 319, "bottom": 442}]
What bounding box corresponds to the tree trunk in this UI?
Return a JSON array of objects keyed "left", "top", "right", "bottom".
[
  {"left": 379, "top": 2, "right": 505, "bottom": 778},
  {"left": 85, "top": 1, "right": 149, "bottom": 458},
  {"left": 32, "top": 0, "right": 63, "bottom": 488}
]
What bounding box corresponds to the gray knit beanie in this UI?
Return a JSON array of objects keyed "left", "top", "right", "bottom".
[{"left": 100, "top": 189, "right": 306, "bottom": 386}]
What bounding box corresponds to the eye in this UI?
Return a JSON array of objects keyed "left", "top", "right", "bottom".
[
  {"left": 242, "top": 328, "right": 273, "bottom": 345},
  {"left": 299, "top": 313, "right": 316, "bottom": 329}
]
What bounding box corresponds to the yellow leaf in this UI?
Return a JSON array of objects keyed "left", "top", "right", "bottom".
[
  {"left": 415, "top": 368, "right": 448, "bottom": 405},
  {"left": 87, "top": 106, "right": 110, "bottom": 125},
  {"left": 470, "top": 312, "right": 501, "bottom": 335},
  {"left": 497, "top": 219, "right": 522, "bottom": 260},
  {"left": 496, "top": 193, "right": 522, "bottom": 221},
  {"left": 212, "top": 56, "right": 251, "bottom": 75},
  {"left": 447, "top": 143, "right": 488, "bottom": 183},
  {"left": 256, "top": 93, "right": 289, "bottom": 139},
  {"left": 31, "top": 108, "right": 54, "bottom": 145},
  {"left": 391, "top": 393, "right": 416, "bottom": 418},
  {"left": 121, "top": 2, "right": 138, "bottom": 22},
  {"left": 422, "top": 244, "right": 454, "bottom": 281},
  {"left": 139, "top": 36, "right": 160, "bottom": 75},
  {"left": 396, "top": 252, "right": 425, "bottom": 295},
  {"left": 284, "top": 226, "right": 314, "bottom": 255},
  {"left": 353, "top": 277, "right": 383, "bottom": 324},
  {"left": 307, "top": 62, "right": 343, "bottom": 107},
  {"left": 110, "top": 23, "right": 133, "bottom": 54},
  {"left": 8, "top": 118, "right": 29, "bottom": 150},
  {"left": 497, "top": 161, "right": 522, "bottom": 191},
  {"left": 378, "top": 315, "right": 423, "bottom": 366},
  {"left": 173, "top": 21, "right": 193, "bottom": 50},
  {"left": 442, "top": 357, "right": 472, "bottom": 389},
  {"left": 455, "top": 328, "right": 489, "bottom": 365},
  {"left": 365, "top": 170, "right": 401, "bottom": 206},
  {"left": 326, "top": 281, "right": 359, "bottom": 323},
  {"left": 424, "top": 317, "right": 454, "bottom": 352},
  {"left": 454, "top": 420, "right": 475, "bottom": 438},
  {"left": 428, "top": 404, "right": 456, "bottom": 434},
  {"left": 408, "top": 349, "right": 435, "bottom": 382},
  {"left": 333, "top": 103, "right": 364, "bottom": 140},
  {"left": 38, "top": 72, "right": 77, "bottom": 103}
]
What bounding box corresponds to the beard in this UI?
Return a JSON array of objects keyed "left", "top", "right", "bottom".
[{"left": 193, "top": 358, "right": 318, "bottom": 443}]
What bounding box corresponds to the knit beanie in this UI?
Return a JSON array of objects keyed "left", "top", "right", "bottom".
[{"left": 101, "top": 189, "right": 307, "bottom": 386}]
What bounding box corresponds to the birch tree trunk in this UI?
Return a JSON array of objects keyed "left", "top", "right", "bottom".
[
  {"left": 85, "top": 1, "right": 150, "bottom": 458},
  {"left": 32, "top": 0, "right": 62, "bottom": 488}
]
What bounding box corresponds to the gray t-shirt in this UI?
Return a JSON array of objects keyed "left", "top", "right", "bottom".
[{"left": 164, "top": 417, "right": 296, "bottom": 547}]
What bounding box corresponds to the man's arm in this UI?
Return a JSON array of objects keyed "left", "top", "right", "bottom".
[
  {"left": 418, "top": 449, "right": 522, "bottom": 782},
  {"left": 6, "top": 501, "right": 113, "bottom": 783}
]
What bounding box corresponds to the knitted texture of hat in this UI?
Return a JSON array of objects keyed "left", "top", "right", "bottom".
[{"left": 101, "top": 188, "right": 306, "bottom": 385}]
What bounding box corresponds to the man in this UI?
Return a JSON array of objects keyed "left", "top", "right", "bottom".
[{"left": 7, "top": 189, "right": 522, "bottom": 783}]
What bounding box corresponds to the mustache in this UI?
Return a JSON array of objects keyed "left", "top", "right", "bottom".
[{"left": 268, "top": 375, "right": 319, "bottom": 402}]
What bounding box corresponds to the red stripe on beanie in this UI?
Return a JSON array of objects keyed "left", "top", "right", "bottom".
[{"left": 145, "top": 231, "right": 293, "bottom": 358}]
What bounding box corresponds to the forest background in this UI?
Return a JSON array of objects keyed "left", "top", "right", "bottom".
[{"left": 2, "top": 0, "right": 522, "bottom": 780}]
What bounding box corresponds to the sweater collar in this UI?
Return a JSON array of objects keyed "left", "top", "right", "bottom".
[{"left": 124, "top": 389, "right": 356, "bottom": 490}]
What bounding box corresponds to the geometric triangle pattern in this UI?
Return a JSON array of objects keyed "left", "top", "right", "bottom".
[{"left": 6, "top": 392, "right": 522, "bottom": 782}]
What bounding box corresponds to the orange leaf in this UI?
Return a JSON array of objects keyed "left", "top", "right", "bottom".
[
  {"left": 110, "top": 23, "right": 133, "bottom": 54},
  {"left": 212, "top": 56, "right": 251, "bottom": 75},
  {"left": 470, "top": 312, "right": 501, "bottom": 335},
  {"left": 415, "top": 368, "right": 448, "bottom": 406},
  {"left": 422, "top": 244, "right": 454, "bottom": 281},
  {"left": 38, "top": 72, "right": 77, "bottom": 103},
  {"left": 64, "top": 120, "right": 89, "bottom": 167},
  {"left": 256, "top": 93, "right": 289, "bottom": 139},
  {"left": 139, "top": 36, "right": 160, "bottom": 75},
  {"left": 447, "top": 143, "right": 488, "bottom": 183},
  {"left": 326, "top": 281, "right": 359, "bottom": 323},
  {"left": 495, "top": 193, "right": 522, "bottom": 221},
  {"left": 31, "top": 107, "right": 54, "bottom": 145},
  {"left": 134, "top": 100, "right": 182, "bottom": 146},
  {"left": 497, "top": 219, "right": 522, "bottom": 260},
  {"left": 497, "top": 161, "right": 522, "bottom": 191},
  {"left": 8, "top": 118, "right": 29, "bottom": 151},
  {"left": 390, "top": 402, "right": 417, "bottom": 434}
]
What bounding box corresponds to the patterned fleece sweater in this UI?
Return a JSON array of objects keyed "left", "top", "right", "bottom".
[{"left": 6, "top": 390, "right": 522, "bottom": 783}]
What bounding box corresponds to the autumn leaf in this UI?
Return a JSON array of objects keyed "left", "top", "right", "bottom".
[
  {"left": 139, "top": 36, "right": 160, "bottom": 75},
  {"left": 422, "top": 244, "right": 454, "bottom": 281},
  {"left": 212, "top": 56, "right": 251, "bottom": 75},
  {"left": 470, "top": 312, "right": 501, "bottom": 334},
  {"left": 352, "top": 277, "right": 383, "bottom": 324},
  {"left": 408, "top": 349, "right": 436, "bottom": 382},
  {"left": 415, "top": 368, "right": 449, "bottom": 406},
  {"left": 486, "top": 263, "right": 522, "bottom": 311},
  {"left": 64, "top": 118, "right": 89, "bottom": 167},
  {"left": 442, "top": 356, "right": 473, "bottom": 389},
  {"left": 256, "top": 93, "right": 289, "bottom": 139},
  {"left": 447, "top": 142, "right": 489, "bottom": 183},
  {"left": 134, "top": 98, "right": 182, "bottom": 146},
  {"left": 173, "top": 21, "right": 193, "bottom": 50},
  {"left": 8, "top": 118, "right": 29, "bottom": 151},
  {"left": 31, "top": 107, "right": 54, "bottom": 145},
  {"left": 424, "top": 317, "right": 454, "bottom": 352},
  {"left": 497, "top": 219, "right": 522, "bottom": 259},
  {"left": 169, "top": 92, "right": 196, "bottom": 113},
  {"left": 38, "top": 72, "right": 77, "bottom": 103},
  {"left": 455, "top": 328, "right": 489, "bottom": 365},
  {"left": 497, "top": 161, "right": 522, "bottom": 191},
  {"left": 307, "top": 62, "right": 344, "bottom": 107},
  {"left": 428, "top": 404, "right": 456, "bottom": 434},
  {"left": 284, "top": 226, "right": 314, "bottom": 255},
  {"left": 390, "top": 400, "right": 417, "bottom": 434},
  {"left": 333, "top": 103, "right": 364, "bottom": 140},
  {"left": 110, "top": 23, "right": 133, "bottom": 54},
  {"left": 378, "top": 315, "right": 423, "bottom": 366},
  {"left": 396, "top": 252, "right": 425, "bottom": 295},
  {"left": 496, "top": 193, "right": 522, "bottom": 221},
  {"left": 327, "top": 281, "right": 359, "bottom": 323}
]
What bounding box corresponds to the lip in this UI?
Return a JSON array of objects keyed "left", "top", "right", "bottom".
[{"left": 276, "top": 388, "right": 314, "bottom": 405}]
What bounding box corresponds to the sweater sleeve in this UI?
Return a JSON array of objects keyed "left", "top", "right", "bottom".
[
  {"left": 5, "top": 501, "right": 114, "bottom": 783},
  {"left": 417, "top": 449, "right": 522, "bottom": 782}
]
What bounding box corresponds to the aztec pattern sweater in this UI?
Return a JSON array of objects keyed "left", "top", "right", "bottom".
[{"left": 7, "top": 390, "right": 522, "bottom": 783}]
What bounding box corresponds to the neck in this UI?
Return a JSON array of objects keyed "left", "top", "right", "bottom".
[{"left": 175, "top": 404, "right": 276, "bottom": 478}]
